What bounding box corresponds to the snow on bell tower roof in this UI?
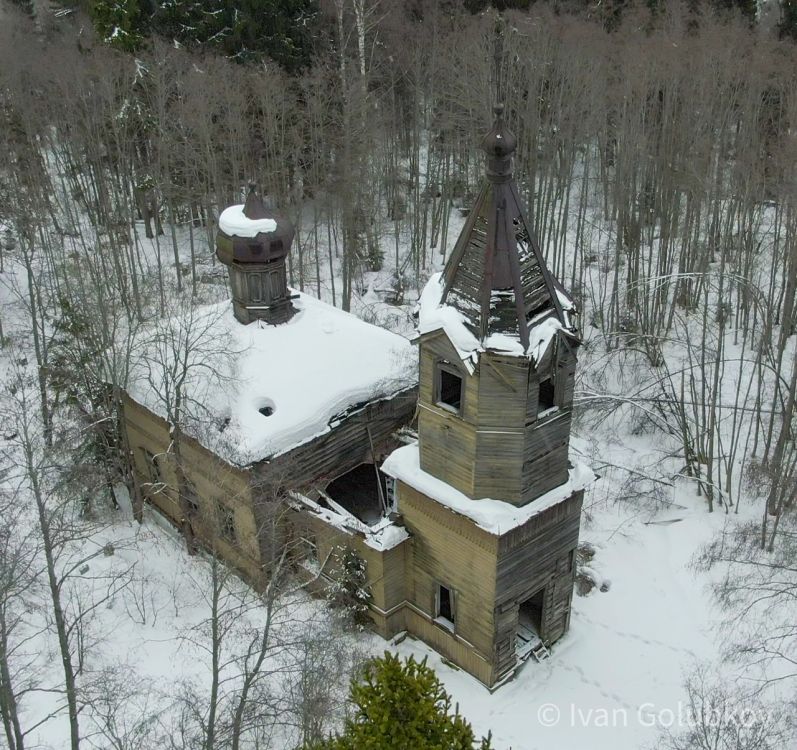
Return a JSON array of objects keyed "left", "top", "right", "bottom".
[{"left": 420, "top": 104, "right": 578, "bottom": 363}]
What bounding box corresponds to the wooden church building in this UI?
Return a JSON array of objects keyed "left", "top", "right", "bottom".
[{"left": 122, "top": 106, "right": 591, "bottom": 689}]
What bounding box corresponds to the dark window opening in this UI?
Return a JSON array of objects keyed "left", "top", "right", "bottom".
[
  {"left": 217, "top": 503, "right": 236, "bottom": 543},
  {"left": 270, "top": 239, "right": 284, "bottom": 255},
  {"left": 436, "top": 584, "right": 454, "bottom": 626},
  {"left": 538, "top": 378, "right": 555, "bottom": 411},
  {"left": 437, "top": 365, "right": 463, "bottom": 412}
]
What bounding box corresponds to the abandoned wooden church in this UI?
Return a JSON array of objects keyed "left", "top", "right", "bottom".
[{"left": 122, "top": 106, "right": 592, "bottom": 689}]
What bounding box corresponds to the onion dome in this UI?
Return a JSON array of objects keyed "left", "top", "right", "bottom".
[
  {"left": 215, "top": 184, "right": 295, "bottom": 325},
  {"left": 480, "top": 104, "right": 517, "bottom": 182},
  {"left": 216, "top": 183, "right": 294, "bottom": 266}
]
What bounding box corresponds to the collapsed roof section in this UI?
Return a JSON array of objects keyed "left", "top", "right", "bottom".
[{"left": 436, "top": 105, "right": 578, "bottom": 358}]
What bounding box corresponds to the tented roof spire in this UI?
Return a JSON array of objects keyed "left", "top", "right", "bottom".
[{"left": 440, "top": 108, "right": 569, "bottom": 350}]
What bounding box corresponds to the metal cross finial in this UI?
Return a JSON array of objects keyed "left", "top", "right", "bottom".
[{"left": 493, "top": 14, "right": 505, "bottom": 108}]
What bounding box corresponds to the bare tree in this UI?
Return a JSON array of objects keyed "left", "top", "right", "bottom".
[{"left": 659, "top": 666, "right": 790, "bottom": 750}]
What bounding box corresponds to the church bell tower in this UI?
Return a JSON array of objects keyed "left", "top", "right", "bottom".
[
  {"left": 381, "top": 104, "right": 589, "bottom": 686},
  {"left": 417, "top": 105, "right": 580, "bottom": 507}
]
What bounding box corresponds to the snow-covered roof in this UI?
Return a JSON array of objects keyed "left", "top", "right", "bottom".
[
  {"left": 417, "top": 272, "right": 577, "bottom": 368},
  {"left": 126, "top": 292, "right": 417, "bottom": 467},
  {"left": 218, "top": 204, "right": 277, "bottom": 238},
  {"left": 381, "top": 442, "right": 594, "bottom": 535}
]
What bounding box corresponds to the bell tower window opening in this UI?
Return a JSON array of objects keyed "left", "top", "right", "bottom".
[
  {"left": 436, "top": 363, "right": 463, "bottom": 413},
  {"left": 538, "top": 377, "right": 555, "bottom": 412}
]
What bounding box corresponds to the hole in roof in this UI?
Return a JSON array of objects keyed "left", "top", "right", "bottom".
[{"left": 258, "top": 399, "right": 276, "bottom": 418}]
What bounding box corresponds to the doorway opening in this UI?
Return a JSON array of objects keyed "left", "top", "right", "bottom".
[{"left": 516, "top": 588, "right": 545, "bottom": 659}]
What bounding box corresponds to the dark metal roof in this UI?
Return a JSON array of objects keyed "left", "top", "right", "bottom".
[
  {"left": 441, "top": 106, "right": 568, "bottom": 350},
  {"left": 216, "top": 183, "right": 295, "bottom": 266},
  {"left": 242, "top": 181, "right": 270, "bottom": 220}
]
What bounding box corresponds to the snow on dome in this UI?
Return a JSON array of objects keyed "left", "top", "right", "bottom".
[
  {"left": 219, "top": 204, "right": 277, "bottom": 238},
  {"left": 127, "top": 292, "right": 417, "bottom": 466},
  {"left": 382, "top": 442, "right": 595, "bottom": 535}
]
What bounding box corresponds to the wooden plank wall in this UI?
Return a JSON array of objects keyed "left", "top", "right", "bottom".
[
  {"left": 288, "top": 507, "right": 409, "bottom": 640},
  {"left": 122, "top": 394, "right": 265, "bottom": 585},
  {"left": 492, "top": 489, "right": 584, "bottom": 679},
  {"left": 257, "top": 386, "right": 417, "bottom": 490},
  {"left": 398, "top": 483, "right": 499, "bottom": 662}
]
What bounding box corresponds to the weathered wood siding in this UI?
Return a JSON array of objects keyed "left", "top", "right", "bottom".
[
  {"left": 288, "top": 507, "right": 409, "bottom": 639},
  {"left": 391, "top": 480, "right": 583, "bottom": 687},
  {"left": 257, "top": 386, "right": 417, "bottom": 489},
  {"left": 417, "top": 330, "right": 579, "bottom": 508},
  {"left": 521, "top": 332, "right": 578, "bottom": 503},
  {"left": 521, "top": 410, "right": 572, "bottom": 503},
  {"left": 471, "top": 353, "right": 528, "bottom": 504},
  {"left": 123, "top": 394, "right": 264, "bottom": 584},
  {"left": 492, "top": 489, "right": 583, "bottom": 679},
  {"left": 398, "top": 482, "right": 499, "bottom": 667},
  {"left": 123, "top": 380, "right": 415, "bottom": 590},
  {"left": 418, "top": 332, "right": 480, "bottom": 423}
]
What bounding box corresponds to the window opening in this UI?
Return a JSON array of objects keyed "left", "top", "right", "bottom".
[
  {"left": 217, "top": 502, "right": 236, "bottom": 543},
  {"left": 437, "top": 364, "right": 463, "bottom": 412},
  {"left": 538, "top": 378, "right": 555, "bottom": 411},
  {"left": 436, "top": 584, "right": 455, "bottom": 629}
]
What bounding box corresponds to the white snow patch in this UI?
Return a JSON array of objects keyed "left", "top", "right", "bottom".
[
  {"left": 218, "top": 204, "right": 277, "bottom": 237},
  {"left": 417, "top": 272, "right": 480, "bottom": 360},
  {"left": 291, "top": 492, "right": 409, "bottom": 552},
  {"left": 382, "top": 442, "right": 595, "bottom": 535},
  {"left": 364, "top": 523, "right": 410, "bottom": 551},
  {"left": 527, "top": 315, "right": 564, "bottom": 363}
]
